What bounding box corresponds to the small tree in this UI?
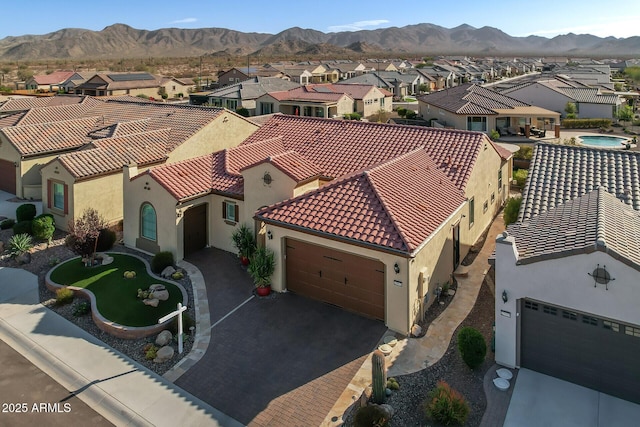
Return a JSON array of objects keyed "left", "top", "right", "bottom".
[
  {"left": 66, "top": 208, "right": 107, "bottom": 263},
  {"left": 235, "top": 107, "right": 250, "bottom": 117},
  {"left": 405, "top": 110, "right": 417, "bottom": 119},
  {"left": 617, "top": 105, "right": 634, "bottom": 127},
  {"left": 32, "top": 215, "right": 55, "bottom": 246},
  {"left": 503, "top": 197, "right": 522, "bottom": 225},
  {"left": 396, "top": 107, "right": 407, "bottom": 118},
  {"left": 564, "top": 102, "right": 577, "bottom": 119}
]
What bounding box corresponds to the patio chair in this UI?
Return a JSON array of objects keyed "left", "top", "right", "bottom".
[{"left": 536, "top": 129, "right": 546, "bottom": 138}]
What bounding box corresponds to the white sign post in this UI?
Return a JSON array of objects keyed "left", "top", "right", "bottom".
[{"left": 159, "top": 302, "right": 188, "bottom": 354}]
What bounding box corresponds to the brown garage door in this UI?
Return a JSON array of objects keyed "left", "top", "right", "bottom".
[
  {"left": 285, "top": 239, "right": 385, "bottom": 320},
  {"left": 0, "top": 159, "right": 16, "bottom": 194},
  {"left": 183, "top": 204, "right": 207, "bottom": 257},
  {"left": 521, "top": 299, "right": 640, "bottom": 404}
]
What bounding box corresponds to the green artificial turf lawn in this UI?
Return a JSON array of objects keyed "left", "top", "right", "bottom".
[{"left": 49, "top": 253, "right": 183, "bottom": 327}]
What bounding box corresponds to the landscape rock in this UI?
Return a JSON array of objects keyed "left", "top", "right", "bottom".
[
  {"left": 155, "top": 330, "right": 172, "bottom": 346},
  {"left": 411, "top": 324, "right": 422, "bottom": 337},
  {"left": 153, "top": 345, "right": 174, "bottom": 363},
  {"left": 143, "top": 298, "right": 159, "bottom": 307},
  {"left": 149, "top": 283, "right": 166, "bottom": 292},
  {"left": 385, "top": 388, "right": 392, "bottom": 396},
  {"left": 161, "top": 266, "right": 176, "bottom": 278},
  {"left": 0, "top": 241, "right": 4, "bottom": 253},
  {"left": 16, "top": 252, "right": 31, "bottom": 265},
  {"left": 379, "top": 404, "right": 395, "bottom": 419},
  {"left": 151, "top": 289, "right": 170, "bottom": 301}
]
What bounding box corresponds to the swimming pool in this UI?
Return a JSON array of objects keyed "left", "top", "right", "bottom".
[{"left": 579, "top": 135, "right": 628, "bottom": 148}]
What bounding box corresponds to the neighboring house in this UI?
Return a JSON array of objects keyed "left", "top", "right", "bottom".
[
  {"left": 24, "top": 71, "right": 76, "bottom": 91},
  {"left": 60, "top": 72, "right": 96, "bottom": 94},
  {"left": 418, "top": 83, "right": 561, "bottom": 137},
  {"left": 256, "top": 85, "right": 353, "bottom": 118},
  {"left": 494, "top": 143, "right": 640, "bottom": 404},
  {"left": 0, "top": 97, "right": 258, "bottom": 228},
  {"left": 75, "top": 73, "right": 166, "bottom": 97},
  {"left": 122, "top": 114, "right": 511, "bottom": 334},
  {"left": 500, "top": 78, "right": 621, "bottom": 119},
  {"left": 160, "top": 77, "right": 195, "bottom": 98},
  {"left": 255, "top": 84, "right": 392, "bottom": 118},
  {"left": 339, "top": 72, "right": 422, "bottom": 98},
  {"left": 188, "top": 77, "right": 301, "bottom": 114}
]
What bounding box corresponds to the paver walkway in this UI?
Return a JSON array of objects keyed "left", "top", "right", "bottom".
[{"left": 387, "top": 213, "right": 505, "bottom": 376}]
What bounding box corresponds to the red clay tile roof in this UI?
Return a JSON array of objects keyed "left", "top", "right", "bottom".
[
  {"left": 257, "top": 149, "right": 466, "bottom": 254},
  {"left": 1, "top": 117, "right": 98, "bottom": 156},
  {"left": 0, "top": 95, "right": 87, "bottom": 112},
  {"left": 225, "top": 137, "right": 286, "bottom": 175},
  {"left": 31, "top": 71, "right": 75, "bottom": 85},
  {"left": 272, "top": 85, "right": 350, "bottom": 103},
  {"left": 240, "top": 114, "right": 488, "bottom": 189},
  {"left": 57, "top": 129, "right": 170, "bottom": 179},
  {"left": 244, "top": 151, "right": 323, "bottom": 182}
]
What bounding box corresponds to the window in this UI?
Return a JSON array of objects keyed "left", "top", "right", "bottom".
[
  {"left": 140, "top": 203, "right": 157, "bottom": 241},
  {"left": 524, "top": 301, "right": 538, "bottom": 311},
  {"left": 582, "top": 315, "right": 598, "bottom": 326},
  {"left": 562, "top": 310, "right": 577, "bottom": 320},
  {"left": 625, "top": 326, "right": 640, "bottom": 337},
  {"left": 48, "top": 180, "right": 67, "bottom": 214},
  {"left": 498, "top": 170, "right": 503, "bottom": 193},
  {"left": 468, "top": 197, "right": 475, "bottom": 227},
  {"left": 603, "top": 320, "right": 620, "bottom": 332},
  {"left": 467, "top": 116, "right": 487, "bottom": 132},
  {"left": 261, "top": 102, "right": 274, "bottom": 115},
  {"left": 223, "top": 200, "right": 238, "bottom": 224},
  {"left": 226, "top": 99, "right": 238, "bottom": 110},
  {"left": 543, "top": 305, "right": 557, "bottom": 315}
]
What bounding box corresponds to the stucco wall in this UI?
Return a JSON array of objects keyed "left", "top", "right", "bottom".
[
  {"left": 579, "top": 103, "right": 616, "bottom": 119},
  {"left": 241, "top": 163, "right": 296, "bottom": 226},
  {"left": 494, "top": 234, "right": 640, "bottom": 368},
  {"left": 73, "top": 174, "right": 123, "bottom": 227},
  {"left": 264, "top": 224, "right": 410, "bottom": 333},
  {"left": 505, "top": 84, "right": 569, "bottom": 116},
  {"left": 167, "top": 113, "right": 258, "bottom": 163},
  {"left": 40, "top": 163, "right": 75, "bottom": 230}
]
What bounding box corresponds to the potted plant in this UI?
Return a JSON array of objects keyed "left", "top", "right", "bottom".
[
  {"left": 247, "top": 247, "right": 275, "bottom": 296},
  {"left": 231, "top": 224, "right": 256, "bottom": 266}
]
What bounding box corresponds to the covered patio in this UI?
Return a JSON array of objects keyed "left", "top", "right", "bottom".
[{"left": 494, "top": 106, "right": 561, "bottom": 139}]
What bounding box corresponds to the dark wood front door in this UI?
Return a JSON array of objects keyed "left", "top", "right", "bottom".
[
  {"left": 453, "top": 223, "right": 460, "bottom": 269},
  {"left": 183, "top": 204, "right": 207, "bottom": 257},
  {"left": 0, "top": 159, "right": 16, "bottom": 194},
  {"left": 285, "top": 239, "right": 385, "bottom": 320}
]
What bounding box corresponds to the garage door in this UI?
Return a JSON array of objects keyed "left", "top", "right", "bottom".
[
  {"left": 285, "top": 239, "right": 385, "bottom": 320},
  {"left": 183, "top": 204, "right": 207, "bottom": 257},
  {"left": 521, "top": 299, "right": 640, "bottom": 403},
  {"left": 0, "top": 159, "right": 16, "bottom": 194}
]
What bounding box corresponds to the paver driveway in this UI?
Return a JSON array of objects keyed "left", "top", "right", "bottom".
[{"left": 176, "top": 248, "right": 387, "bottom": 426}]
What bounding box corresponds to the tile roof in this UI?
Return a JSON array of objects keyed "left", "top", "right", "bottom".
[
  {"left": 270, "top": 84, "right": 390, "bottom": 103},
  {"left": 1, "top": 117, "right": 98, "bottom": 156},
  {"left": 507, "top": 187, "right": 640, "bottom": 269},
  {"left": 240, "top": 115, "right": 496, "bottom": 189},
  {"left": 0, "top": 95, "right": 87, "bottom": 112},
  {"left": 257, "top": 149, "right": 465, "bottom": 254},
  {"left": 418, "top": 83, "right": 530, "bottom": 115},
  {"left": 519, "top": 143, "right": 640, "bottom": 221},
  {"left": 31, "top": 71, "right": 75, "bottom": 85},
  {"left": 56, "top": 129, "right": 170, "bottom": 179},
  {"left": 241, "top": 150, "right": 323, "bottom": 182}
]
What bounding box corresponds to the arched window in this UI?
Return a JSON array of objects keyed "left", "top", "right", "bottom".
[{"left": 141, "top": 203, "right": 157, "bottom": 241}]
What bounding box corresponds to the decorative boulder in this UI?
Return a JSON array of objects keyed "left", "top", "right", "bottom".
[
  {"left": 153, "top": 346, "right": 174, "bottom": 363},
  {"left": 411, "top": 324, "right": 422, "bottom": 337},
  {"left": 161, "top": 266, "right": 176, "bottom": 278},
  {"left": 149, "top": 284, "right": 166, "bottom": 292},
  {"left": 151, "top": 290, "right": 170, "bottom": 301},
  {"left": 100, "top": 254, "right": 114, "bottom": 266},
  {"left": 143, "top": 298, "right": 159, "bottom": 307},
  {"left": 155, "top": 330, "right": 173, "bottom": 346},
  {"left": 379, "top": 404, "right": 395, "bottom": 419}
]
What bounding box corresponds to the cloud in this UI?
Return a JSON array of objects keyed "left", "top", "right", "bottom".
[
  {"left": 327, "top": 19, "right": 390, "bottom": 33},
  {"left": 170, "top": 18, "right": 197, "bottom": 24}
]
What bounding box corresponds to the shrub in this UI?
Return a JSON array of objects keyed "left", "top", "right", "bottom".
[
  {"left": 32, "top": 215, "right": 55, "bottom": 244},
  {"left": 513, "top": 169, "right": 528, "bottom": 187},
  {"left": 424, "top": 381, "right": 469, "bottom": 425},
  {"left": 503, "top": 197, "right": 522, "bottom": 226},
  {"left": 562, "top": 118, "right": 612, "bottom": 129},
  {"left": 396, "top": 107, "right": 407, "bottom": 117},
  {"left": 72, "top": 301, "right": 91, "bottom": 316},
  {"left": 235, "top": 107, "right": 249, "bottom": 117},
  {"left": 16, "top": 203, "right": 36, "bottom": 222},
  {"left": 405, "top": 110, "right": 417, "bottom": 119},
  {"left": 96, "top": 228, "right": 117, "bottom": 252},
  {"left": 0, "top": 218, "right": 15, "bottom": 230},
  {"left": 55, "top": 287, "right": 74, "bottom": 305},
  {"left": 457, "top": 327, "right": 487, "bottom": 369},
  {"left": 513, "top": 145, "right": 533, "bottom": 160},
  {"left": 489, "top": 129, "right": 500, "bottom": 140},
  {"left": 151, "top": 251, "right": 174, "bottom": 274},
  {"left": 8, "top": 233, "right": 33, "bottom": 257},
  {"left": 145, "top": 344, "right": 158, "bottom": 360},
  {"left": 353, "top": 405, "right": 389, "bottom": 427},
  {"left": 67, "top": 208, "right": 107, "bottom": 257},
  {"left": 12, "top": 220, "right": 32, "bottom": 236}
]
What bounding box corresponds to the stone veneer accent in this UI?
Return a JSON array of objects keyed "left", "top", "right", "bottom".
[{"left": 45, "top": 253, "right": 189, "bottom": 340}]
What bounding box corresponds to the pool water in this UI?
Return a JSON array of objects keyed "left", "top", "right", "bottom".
[{"left": 580, "top": 135, "right": 628, "bottom": 148}]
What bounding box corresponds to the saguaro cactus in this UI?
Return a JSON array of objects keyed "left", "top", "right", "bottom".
[{"left": 371, "top": 349, "right": 387, "bottom": 404}]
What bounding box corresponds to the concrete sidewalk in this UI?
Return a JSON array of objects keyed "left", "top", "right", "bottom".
[
  {"left": 0, "top": 266, "right": 241, "bottom": 427},
  {"left": 387, "top": 213, "right": 505, "bottom": 376}
]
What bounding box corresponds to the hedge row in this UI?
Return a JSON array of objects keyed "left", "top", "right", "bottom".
[{"left": 562, "top": 119, "right": 612, "bottom": 129}]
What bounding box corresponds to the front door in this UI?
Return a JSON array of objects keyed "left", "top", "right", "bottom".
[{"left": 453, "top": 223, "right": 460, "bottom": 269}]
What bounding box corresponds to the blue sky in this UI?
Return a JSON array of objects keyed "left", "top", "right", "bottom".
[{"left": 1, "top": 0, "right": 638, "bottom": 40}]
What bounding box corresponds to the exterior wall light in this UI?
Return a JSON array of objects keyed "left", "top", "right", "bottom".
[
  {"left": 394, "top": 262, "right": 400, "bottom": 274},
  {"left": 266, "top": 230, "right": 273, "bottom": 240},
  {"left": 502, "top": 290, "right": 508, "bottom": 303}
]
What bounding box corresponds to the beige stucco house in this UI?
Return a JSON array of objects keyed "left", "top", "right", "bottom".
[
  {"left": 37, "top": 102, "right": 258, "bottom": 230},
  {"left": 76, "top": 73, "right": 166, "bottom": 98},
  {"left": 123, "top": 114, "right": 511, "bottom": 334}
]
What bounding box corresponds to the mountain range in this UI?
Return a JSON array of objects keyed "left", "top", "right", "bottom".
[{"left": 0, "top": 23, "right": 638, "bottom": 61}]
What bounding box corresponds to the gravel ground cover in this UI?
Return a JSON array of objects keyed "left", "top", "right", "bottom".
[{"left": 0, "top": 229, "right": 195, "bottom": 375}]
